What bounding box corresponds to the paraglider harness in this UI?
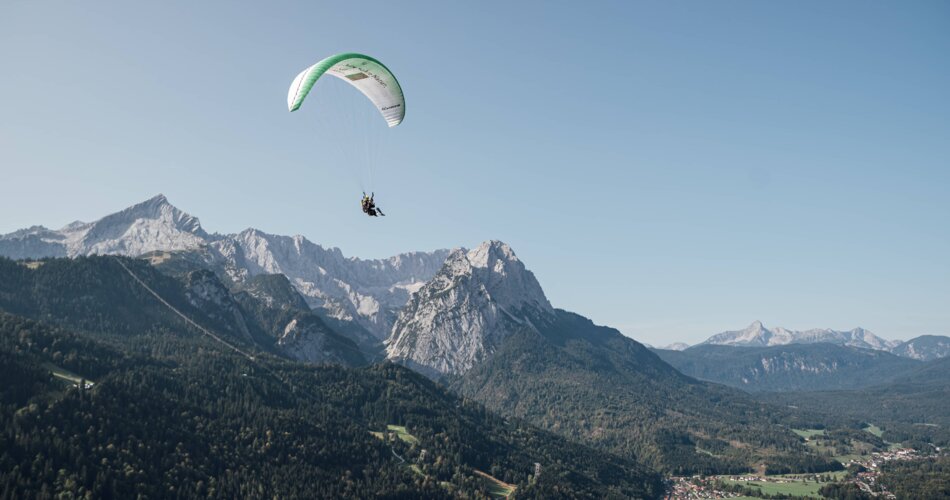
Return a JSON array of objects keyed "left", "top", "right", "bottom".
[{"left": 361, "top": 192, "right": 385, "bottom": 217}]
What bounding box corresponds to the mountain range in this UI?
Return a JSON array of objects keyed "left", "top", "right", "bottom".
[
  {"left": 0, "top": 194, "right": 448, "bottom": 345},
  {"left": 701, "top": 320, "right": 897, "bottom": 350},
  {"left": 662, "top": 320, "right": 949, "bottom": 362},
  {"left": 9, "top": 195, "right": 949, "bottom": 479},
  {"left": 3, "top": 196, "right": 946, "bottom": 363},
  {"left": 0, "top": 195, "right": 851, "bottom": 476}
]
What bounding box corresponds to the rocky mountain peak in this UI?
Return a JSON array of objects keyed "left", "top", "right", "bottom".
[
  {"left": 702, "top": 321, "right": 774, "bottom": 346},
  {"left": 0, "top": 194, "right": 208, "bottom": 258},
  {"left": 455, "top": 241, "right": 551, "bottom": 314},
  {"left": 385, "top": 240, "right": 553, "bottom": 377},
  {"left": 73, "top": 194, "right": 207, "bottom": 256},
  {"left": 467, "top": 239, "right": 517, "bottom": 267}
]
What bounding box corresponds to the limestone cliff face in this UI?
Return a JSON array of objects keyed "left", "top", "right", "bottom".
[{"left": 386, "top": 241, "right": 553, "bottom": 377}]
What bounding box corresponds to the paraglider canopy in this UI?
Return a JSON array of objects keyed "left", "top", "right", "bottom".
[{"left": 287, "top": 52, "right": 405, "bottom": 127}]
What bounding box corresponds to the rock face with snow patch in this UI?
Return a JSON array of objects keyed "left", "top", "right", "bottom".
[
  {"left": 701, "top": 321, "right": 896, "bottom": 351},
  {"left": 0, "top": 195, "right": 207, "bottom": 259},
  {"left": 890, "top": 335, "right": 950, "bottom": 361},
  {"left": 208, "top": 229, "right": 448, "bottom": 339},
  {"left": 385, "top": 241, "right": 553, "bottom": 377},
  {"left": 0, "top": 226, "right": 69, "bottom": 259}
]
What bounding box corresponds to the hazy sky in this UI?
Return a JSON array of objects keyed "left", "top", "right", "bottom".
[{"left": 2, "top": 1, "right": 948, "bottom": 345}]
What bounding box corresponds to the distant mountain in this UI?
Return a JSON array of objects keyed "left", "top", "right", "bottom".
[
  {"left": 654, "top": 343, "right": 921, "bottom": 392},
  {"left": 702, "top": 321, "right": 896, "bottom": 351},
  {"left": 0, "top": 195, "right": 449, "bottom": 343},
  {"left": 700, "top": 322, "right": 950, "bottom": 362},
  {"left": 0, "top": 195, "right": 207, "bottom": 259},
  {"left": 662, "top": 342, "right": 690, "bottom": 351},
  {"left": 890, "top": 335, "right": 950, "bottom": 361},
  {"left": 385, "top": 241, "right": 553, "bottom": 377}
]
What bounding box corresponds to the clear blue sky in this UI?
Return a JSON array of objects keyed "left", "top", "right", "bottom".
[{"left": 2, "top": 1, "right": 948, "bottom": 345}]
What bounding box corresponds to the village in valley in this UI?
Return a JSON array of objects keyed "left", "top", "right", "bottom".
[{"left": 666, "top": 447, "right": 941, "bottom": 499}]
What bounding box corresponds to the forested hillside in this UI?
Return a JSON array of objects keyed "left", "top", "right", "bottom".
[
  {"left": 452, "top": 311, "right": 843, "bottom": 475},
  {"left": 0, "top": 258, "right": 665, "bottom": 499},
  {"left": 759, "top": 357, "right": 950, "bottom": 449},
  {"left": 0, "top": 256, "right": 364, "bottom": 366},
  {"left": 653, "top": 343, "right": 920, "bottom": 392}
]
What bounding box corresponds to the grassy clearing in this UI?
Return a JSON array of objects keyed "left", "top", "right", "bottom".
[
  {"left": 371, "top": 425, "right": 514, "bottom": 497},
  {"left": 146, "top": 252, "right": 173, "bottom": 265},
  {"left": 20, "top": 261, "right": 45, "bottom": 269},
  {"left": 771, "top": 471, "right": 848, "bottom": 481},
  {"left": 723, "top": 478, "right": 823, "bottom": 497},
  {"left": 803, "top": 439, "right": 867, "bottom": 465},
  {"left": 792, "top": 428, "right": 825, "bottom": 439},
  {"left": 43, "top": 363, "right": 93, "bottom": 388},
  {"left": 833, "top": 453, "right": 864, "bottom": 463},
  {"left": 864, "top": 423, "right": 904, "bottom": 450},
  {"left": 864, "top": 424, "right": 884, "bottom": 438},
  {"left": 473, "top": 470, "right": 516, "bottom": 498},
  {"left": 387, "top": 425, "right": 420, "bottom": 444}
]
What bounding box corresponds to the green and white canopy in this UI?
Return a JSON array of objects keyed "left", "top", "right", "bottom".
[{"left": 287, "top": 52, "right": 405, "bottom": 127}]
